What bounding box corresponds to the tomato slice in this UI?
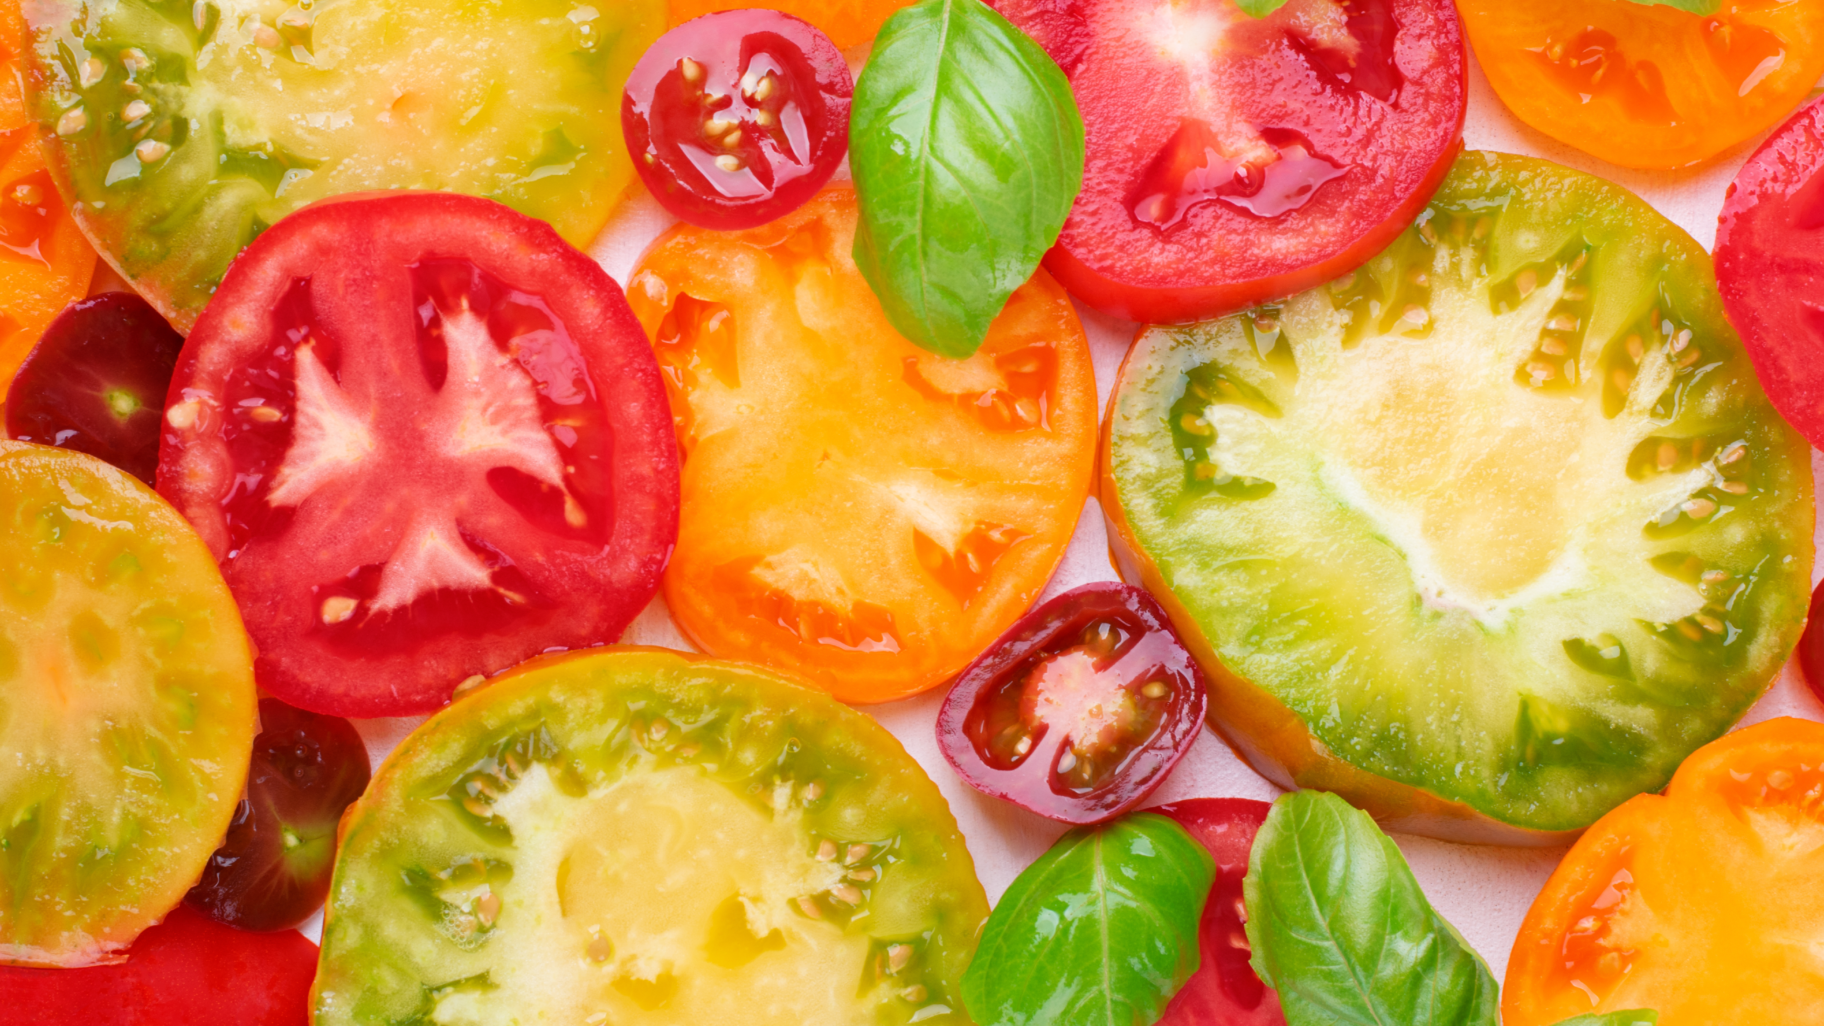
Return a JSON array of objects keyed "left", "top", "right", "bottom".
[
  {"left": 1504, "top": 718, "right": 1824, "bottom": 1025},
  {"left": 665, "top": 0, "right": 914, "bottom": 50},
  {"left": 992, "top": 0, "right": 1466, "bottom": 324},
  {"left": 1151, "top": 799, "right": 1286, "bottom": 1026},
  {"left": 625, "top": 186, "right": 1097, "bottom": 703},
  {"left": 1459, "top": 0, "right": 1824, "bottom": 171},
  {"left": 1803, "top": 580, "right": 1824, "bottom": 704},
  {"left": 624, "top": 10, "right": 852, "bottom": 231},
  {"left": 0, "top": 904, "right": 317, "bottom": 1025},
  {"left": 935, "top": 582, "right": 1208, "bottom": 824},
  {"left": 157, "top": 193, "right": 679, "bottom": 718}
]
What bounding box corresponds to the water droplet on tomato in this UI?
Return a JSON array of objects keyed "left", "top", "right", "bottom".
[
  {"left": 0, "top": 169, "right": 57, "bottom": 265},
  {"left": 1128, "top": 122, "right": 1348, "bottom": 228}
]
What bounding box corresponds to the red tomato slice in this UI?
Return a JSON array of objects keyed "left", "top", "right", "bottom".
[
  {"left": 1715, "top": 96, "right": 1824, "bottom": 450},
  {"left": 994, "top": 0, "right": 1466, "bottom": 324},
  {"left": 0, "top": 904, "right": 316, "bottom": 1026},
  {"left": 157, "top": 192, "right": 679, "bottom": 718}
]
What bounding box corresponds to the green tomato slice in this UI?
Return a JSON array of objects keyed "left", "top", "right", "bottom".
[
  {"left": 314, "top": 647, "right": 989, "bottom": 1026},
  {"left": 1104, "top": 151, "right": 1815, "bottom": 837},
  {"left": 23, "top": 0, "right": 663, "bottom": 329},
  {"left": 0, "top": 441, "right": 255, "bottom": 966}
]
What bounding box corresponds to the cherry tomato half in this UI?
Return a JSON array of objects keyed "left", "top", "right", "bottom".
[
  {"left": 935, "top": 582, "right": 1208, "bottom": 824},
  {"left": 1799, "top": 579, "right": 1823, "bottom": 705},
  {"left": 624, "top": 10, "right": 852, "bottom": 231},
  {"left": 1151, "top": 798, "right": 1287, "bottom": 1026}
]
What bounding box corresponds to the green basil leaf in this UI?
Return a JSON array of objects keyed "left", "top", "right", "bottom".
[
  {"left": 1235, "top": 0, "right": 1290, "bottom": 15},
  {"left": 961, "top": 812, "right": 1215, "bottom": 1026},
  {"left": 1550, "top": 1013, "right": 1659, "bottom": 1026},
  {"left": 849, "top": 0, "right": 1083, "bottom": 358},
  {"left": 1244, "top": 791, "right": 1500, "bottom": 1026},
  {"left": 1619, "top": 0, "right": 1720, "bottom": 13}
]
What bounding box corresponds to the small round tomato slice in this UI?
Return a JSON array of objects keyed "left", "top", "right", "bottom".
[
  {"left": 624, "top": 10, "right": 852, "bottom": 231},
  {"left": 1459, "top": 0, "right": 1824, "bottom": 171},
  {"left": 992, "top": 0, "right": 1466, "bottom": 324},
  {"left": 1151, "top": 799, "right": 1286, "bottom": 1026},
  {"left": 625, "top": 186, "right": 1097, "bottom": 703},
  {"left": 1715, "top": 96, "right": 1824, "bottom": 450},
  {"left": 157, "top": 193, "right": 679, "bottom": 718},
  {"left": 935, "top": 583, "right": 1208, "bottom": 824},
  {"left": 0, "top": 904, "right": 317, "bottom": 1025}
]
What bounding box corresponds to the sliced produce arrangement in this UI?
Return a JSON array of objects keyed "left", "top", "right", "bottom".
[{"left": 1104, "top": 150, "right": 1815, "bottom": 841}]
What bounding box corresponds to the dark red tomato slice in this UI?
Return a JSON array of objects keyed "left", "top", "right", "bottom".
[
  {"left": 623, "top": 10, "right": 852, "bottom": 230},
  {"left": 186, "top": 699, "right": 371, "bottom": 932},
  {"left": 1800, "top": 579, "right": 1824, "bottom": 706},
  {"left": 1150, "top": 798, "right": 1286, "bottom": 1026},
  {"left": 993, "top": 0, "right": 1466, "bottom": 324},
  {"left": 0, "top": 904, "right": 316, "bottom": 1026},
  {"left": 935, "top": 581, "right": 1208, "bottom": 824},
  {"left": 4, "top": 292, "right": 182, "bottom": 486},
  {"left": 156, "top": 192, "right": 679, "bottom": 718},
  {"left": 1715, "top": 96, "right": 1824, "bottom": 450}
]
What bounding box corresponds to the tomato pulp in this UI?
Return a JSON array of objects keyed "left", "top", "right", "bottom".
[
  {"left": 993, "top": 0, "right": 1466, "bottom": 324},
  {"left": 1152, "top": 799, "right": 1286, "bottom": 1026},
  {"left": 157, "top": 193, "right": 679, "bottom": 718}
]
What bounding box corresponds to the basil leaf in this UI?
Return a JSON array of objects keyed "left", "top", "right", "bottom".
[
  {"left": 1235, "top": 0, "right": 1290, "bottom": 15},
  {"left": 1620, "top": 0, "right": 1720, "bottom": 12},
  {"left": 1244, "top": 791, "right": 1500, "bottom": 1026},
  {"left": 961, "top": 812, "right": 1215, "bottom": 1026},
  {"left": 849, "top": 0, "right": 1083, "bottom": 358},
  {"left": 1550, "top": 1013, "right": 1659, "bottom": 1026}
]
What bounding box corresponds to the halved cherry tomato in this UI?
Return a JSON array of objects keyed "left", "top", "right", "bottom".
[
  {"left": 665, "top": 0, "right": 914, "bottom": 50},
  {"left": 935, "top": 582, "right": 1208, "bottom": 823},
  {"left": 1800, "top": 579, "right": 1824, "bottom": 705},
  {"left": 157, "top": 193, "right": 679, "bottom": 718},
  {"left": 993, "top": 0, "right": 1466, "bottom": 324},
  {"left": 624, "top": 10, "right": 852, "bottom": 231},
  {"left": 1151, "top": 799, "right": 1286, "bottom": 1026},
  {"left": 6, "top": 292, "right": 183, "bottom": 485},
  {"left": 1715, "top": 96, "right": 1824, "bottom": 450},
  {"left": 625, "top": 186, "right": 1097, "bottom": 703},
  {"left": 1504, "top": 717, "right": 1824, "bottom": 1025},
  {"left": 1458, "top": 0, "right": 1824, "bottom": 170},
  {"left": 0, "top": 904, "right": 317, "bottom": 1025}
]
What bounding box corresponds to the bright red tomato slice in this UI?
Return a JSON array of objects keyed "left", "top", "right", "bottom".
[
  {"left": 1715, "top": 96, "right": 1824, "bottom": 450},
  {"left": 157, "top": 192, "right": 679, "bottom": 718},
  {"left": 0, "top": 904, "right": 316, "bottom": 1025},
  {"left": 623, "top": 9, "right": 852, "bottom": 230},
  {"left": 994, "top": 0, "right": 1466, "bottom": 324}
]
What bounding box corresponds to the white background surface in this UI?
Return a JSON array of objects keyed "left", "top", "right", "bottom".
[{"left": 336, "top": 47, "right": 1824, "bottom": 989}]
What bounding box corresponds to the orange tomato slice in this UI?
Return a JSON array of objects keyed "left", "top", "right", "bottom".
[{"left": 665, "top": 0, "right": 912, "bottom": 50}]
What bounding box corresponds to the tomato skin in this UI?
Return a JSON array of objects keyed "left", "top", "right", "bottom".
[
  {"left": 1801, "top": 579, "right": 1824, "bottom": 706},
  {"left": 1151, "top": 799, "right": 1286, "bottom": 1026},
  {"left": 935, "top": 582, "right": 1209, "bottom": 824},
  {"left": 0, "top": 905, "right": 316, "bottom": 1026}
]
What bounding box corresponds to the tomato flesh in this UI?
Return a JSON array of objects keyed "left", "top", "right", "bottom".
[
  {"left": 666, "top": 0, "right": 914, "bottom": 49},
  {"left": 157, "top": 193, "right": 678, "bottom": 718},
  {"left": 1800, "top": 579, "right": 1824, "bottom": 705},
  {"left": 993, "top": 0, "right": 1466, "bottom": 324},
  {"left": 624, "top": 10, "right": 852, "bottom": 230},
  {"left": 1151, "top": 799, "right": 1286, "bottom": 1026},
  {"left": 5, "top": 293, "right": 182, "bottom": 485},
  {"left": 936, "top": 582, "right": 1208, "bottom": 823}
]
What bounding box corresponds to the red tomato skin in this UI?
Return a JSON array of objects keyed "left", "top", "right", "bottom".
[
  {"left": 1799, "top": 579, "right": 1824, "bottom": 704},
  {"left": 999, "top": 0, "right": 1467, "bottom": 325},
  {"left": 0, "top": 905, "right": 316, "bottom": 1026},
  {"left": 1715, "top": 96, "right": 1824, "bottom": 450},
  {"left": 157, "top": 192, "right": 679, "bottom": 718},
  {"left": 1151, "top": 798, "right": 1287, "bottom": 1026}
]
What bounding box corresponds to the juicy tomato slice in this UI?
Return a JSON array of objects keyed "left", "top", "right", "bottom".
[
  {"left": 0, "top": 904, "right": 317, "bottom": 1025},
  {"left": 1800, "top": 579, "right": 1824, "bottom": 706},
  {"left": 935, "top": 582, "right": 1208, "bottom": 823},
  {"left": 624, "top": 10, "right": 852, "bottom": 231},
  {"left": 156, "top": 193, "right": 679, "bottom": 718},
  {"left": 186, "top": 699, "right": 371, "bottom": 933},
  {"left": 665, "top": 0, "right": 914, "bottom": 49},
  {"left": 1151, "top": 799, "right": 1286, "bottom": 1026},
  {"left": 1506, "top": 718, "right": 1824, "bottom": 1025},
  {"left": 625, "top": 186, "right": 1097, "bottom": 703},
  {"left": 992, "top": 0, "right": 1466, "bottom": 324},
  {"left": 1715, "top": 96, "right": 1824, "bottom": 450},
  {"left": 1459, "top": 0, "right": 1824, "bottom": 170},
  {"left": 5, "top": 292, "right": 183, "bottom": 485}
]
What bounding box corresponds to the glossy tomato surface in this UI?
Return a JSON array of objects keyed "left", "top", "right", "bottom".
[
  {"left": 625, "top": 186, "right": 1097, "bottom": 703},
  {"left": 1716, "top": 96, "right": 1824, "bottom": 450},
  {"left": 0, "top": 904, "right": 316, "bottom": 1026},
  {"left": 993, "top": 0, "right": 1466, "bottom": 324},
  {"left": 624, "top": 10, "right": 852, "bottom": 230},
  {"left": 157, "top": 193, "right": 678, "bottom": 718},
  {"left": 1800, "top": 579, "right": 1824, "bottom": 705},
  {"left": 667, "top": 0, "right": 913, "bottom": 49},
  {"left": 936, "top": 582, "right": 1207, "bottom": 824},
  {"left": 1152, "top": 799, "right": 1286, "bottom": 1026},
  {"left": 1505, "top": 718, "right": 1824, "bottom": 1025},
  {"left": 6, "top": 292, "right": 183, "bottom": 485},
  {"left": 1459, "top": 0, "right": 1824, "bottom": 170},
  {"left": 186, "top": 699, "right": 370, "bottom": 932}
]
